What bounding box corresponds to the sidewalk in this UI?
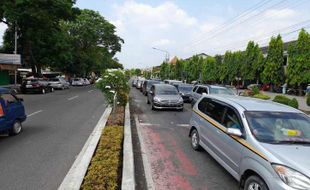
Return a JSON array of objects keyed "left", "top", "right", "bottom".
[{"left": 263, "top": 91, "right": 310, "bottom": 111}]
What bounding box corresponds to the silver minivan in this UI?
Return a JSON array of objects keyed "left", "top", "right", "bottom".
[{"left": 190, "top": 95, "right": 310, "bottom": 190}]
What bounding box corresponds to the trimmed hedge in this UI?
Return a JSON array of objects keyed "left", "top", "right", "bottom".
[
  {"left": 273, "top": 95, "right": 291, "bottom": 105},
  {"left": 288, "top": 98, "right": 299, "bottom": 109},
  {"left": 253, "top": 94, "right": 271, "bottom": 100},
  {"left": 81, "top": 126, "right": 124, "bottom": 190},
  {"left": 307, "top": 93, "right": 310, "bottom": 106},
  {"left": 252, "top": 86, "right": 260, "bottom": 95}
]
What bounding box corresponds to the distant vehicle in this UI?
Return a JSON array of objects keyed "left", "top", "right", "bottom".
[
  {"left": 48, "top": 77, "right": 69, "bottom": 90},
  {"left": 132, "top": 78, "right": 138, "bottom": 87},
  {"left": 142, "top": 80, "right": 162, "bottom": 96},
  {"left": 20, "top": 78, "right": 54, "bottom": 94},
  {"left": 164, "top": 80, "right": 182, "bottom": 85},
  {"left": 147, "top": 84, "right": 183, "bottom": 111},
  {"left": 0, "top": 87, "right": 26, "bottom": 136},
  {"left": 136, "top": 78, "right": 145, "bottom": 89},
  {"left": 190, "top": 95, "right": 310, "bottom": 190},
  {"left": 140, "top": 80, "right": 146, "bottom": 92},
  {"left": 83, "top": 78, "right": 90, "bottom": 86},
  {"left": 174, "top": 84, "right": 193, "bottom": 103},
  {"left": 72, "top": 78, "right": 84, "bottom": 86},
  {"left": 191, "top": 85, "right": 235, "bottom": 106}
]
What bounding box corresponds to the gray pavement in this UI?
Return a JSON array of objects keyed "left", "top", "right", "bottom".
[
  {"left": 0, "top": 86, "right": 106, "bottom": 190},
  {"left": 130, "top": 87, "right": 238, "bottom": 190}
]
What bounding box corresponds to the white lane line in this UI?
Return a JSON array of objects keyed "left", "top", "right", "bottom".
[
  {"left": 177, "top": 124, "right": 190, "bottom": 127},
  {"left": 139, "top": 123, "right": 160, "bottom": 126},
  {"left": 88, "top": 90, "right": 94, "bottom": 93},
  {"left": 27, "top": 110, "right": 43, "bottom": 117},
  {"left": 68, "top": 95, "right": 79, "bottom": 101}
]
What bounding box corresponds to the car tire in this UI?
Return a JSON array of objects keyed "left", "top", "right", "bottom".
[
  {"left": 9, "top": 121, "right": 22, "bottom": 136},
  {"left": 190, "top": 129, "right": 201, "bottom": 151},
  {"left": 41, "top": 88, "right": 46, "bottom": 94},
  {"left": 151, "top": 103, "right": 155, "bottom": 110},
  {"left": 147, "top": 98, "right": 150, "bottom": 104},
  {"left": 244, "top": 175, "right": 269, "bottom": 190},
  {"left": 62, "top": 86, "right": 65, "bottom": 90},
  {"left": 51, "top": 87, "right": 54, "bottom": 92}
]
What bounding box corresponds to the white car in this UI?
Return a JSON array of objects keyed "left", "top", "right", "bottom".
[
  {"left": 72, "top": 78, "right": 84, "bottom": 86},
  {"left": 83, "top": 78, "right": 90, "bottom": 85}
]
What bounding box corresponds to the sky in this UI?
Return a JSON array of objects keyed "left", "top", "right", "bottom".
[{"left": 1, "top": 0, "right": 310, "bottom": 69}]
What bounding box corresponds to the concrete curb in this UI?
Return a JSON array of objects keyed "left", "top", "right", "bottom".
[
  {"left": 58, "top": 106, "right": 112, "bottom": 190},
  {"left": 134, "top": 115, "right": 155, "bottom": 190},
  {"left": 121, "top": 103, "right": 135, "bottom": 190}
]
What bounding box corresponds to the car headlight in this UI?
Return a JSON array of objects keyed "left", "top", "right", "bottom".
[
  {"left": 272, "top": 164, "right": 310, "bottom": 190},
  {"left": 154, "top": 97, "right": 161, "bottom": 102},
  {"left": 178, "top": 97, "right": 183, "bottom": 103}
]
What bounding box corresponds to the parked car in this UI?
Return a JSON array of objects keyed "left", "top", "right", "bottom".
[
  {"left": 0, "top": 87, "right": 26, "bottom": 136},
  {"left": 147, "top": 84, "right": 183, "bottom": 111},
  {"left": 142, "top": 80, "right": 162, "bottom": 96},
  {"left": 164, "top": 79, "right": 182, "bottom": 85},
  {"left": 83, "top": 78, "right": 91, "bottom": 86},
  {"left": 190, "top": 95, "right": 310, "bottom": 190},
  {"left": 72, "top": 78, "right": 84, "bottom": 86},
  {"left": 140, "top": 80, "right": 145, "bottom": 92},
  {"left": 132, "top": 78, "right": 138, "bottom": 87},
  {"left": 136, "top": 78, "right": 145, "bottom": 89},
  {"left": 20, "top": 78, "right": 54, "bottom": 94},
  {"left": 174, "top": 84, "right": 193, "bottom": 103},
  {"left": 48, "top": 77, "right": 69, "bottom": 90},
  {"left": 191, "top": 85, "right": 235, "bottom": 106}
]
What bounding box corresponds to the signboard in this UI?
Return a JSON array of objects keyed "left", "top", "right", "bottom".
[{"left": 0, "top": 53, "right": 21, "bottom": 65}]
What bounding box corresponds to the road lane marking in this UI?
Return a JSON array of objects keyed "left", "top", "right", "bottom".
[
  {"left": 27, "top": 110, "right": 43, "bottom": 117},
  {"left": 139, "top": 123, "right": 160, "bottom": 126},
  {"left": 88, "top": 90, "right": 94, "bottom": 93},
  {"left": 177, "top": 124, "right": 190, "bottom": 127},
  {"left": 68, "top": 95, "right": 79, "bottom": 101}
]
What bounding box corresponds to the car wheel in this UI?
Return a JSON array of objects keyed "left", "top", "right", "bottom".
[
  {"left": 151, "top": 103, "right": 155, "bottom": 110},
  {"left": 147, "top": 98, "right": 150, "bottom": 104},
  {"left": 62, "top": 86, "right": 65, "bottom": 90},
  {"left": 41, "top": 88, "right": 46, "bottom": 94},
  {"left": 244, "top": 175, "right": 269, "bottom": 190},
  {"left": 9, "top": 121, "right": 22, "bottom": 136},
  {"left": 190, "top": 129, "right": 201, "bottom": 151},
  {"left": 51, "top": 87, "right": 54, "bottom": 92}
]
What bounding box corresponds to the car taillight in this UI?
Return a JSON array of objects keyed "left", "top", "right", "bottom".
[{"left": 0, "top": 104, "right": 4, "bottom": 117}]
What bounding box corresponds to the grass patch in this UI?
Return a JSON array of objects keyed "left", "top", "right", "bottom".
[
  {"left": 253, "top": 94, "right": 271, "bottom": 100},
  {"left": 106, "top": 106, "right": 125, "bottom": 126},
  {"left": 81, "top": 126, "right": 124, "bottom": 190}
]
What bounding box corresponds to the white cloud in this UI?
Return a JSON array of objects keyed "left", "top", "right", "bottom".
[{"left": 0, "top": 23, "right": 8, "bottom": 46}]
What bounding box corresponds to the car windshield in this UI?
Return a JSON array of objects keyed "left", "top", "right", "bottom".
[
  {"left": 156, "top": 86, "right": 178, "bottom": 95},
  {"left": 49, "top": 78, "right": 59, "bottom": 82},
  {"left": 178, "top": 86, "right": 193, "bottom": 92},
  {"left": 209, "top": 87, "right": 235, "bottom": 95},
  {"left": 245, "top": 112, "right": 310, "bottom": 144},
  {"left": 147, "top": 81, "right": 160, "bottom": 88}
]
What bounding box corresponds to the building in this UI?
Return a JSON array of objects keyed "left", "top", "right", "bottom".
[
  {"left": 184, "top": 53, "right": 209, "bottom": 61},
  {"left": 0, "top": 53, "right": 21, "bottom": 86}
]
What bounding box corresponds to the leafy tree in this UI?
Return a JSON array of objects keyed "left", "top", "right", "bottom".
[
  {"left": 242, "top": 41, "right": 264, "bottom": 83},
  {"left": 262, "top": 35, "right": 285, "bottom": 86},
  {"left": 175, "top": 59, "right": 185, "bottom": 80},
  {"left": 0, "top": 0, "right": 77, "bottom": 75},
  {"left": 287, "top": 29, "right": 310, "bottom": 93},
  {"left": 201, "top": 56, "right": 218, "bottom": 83},
  {"left": 159, "top": 62, "right": 168, "bottom": 80}
]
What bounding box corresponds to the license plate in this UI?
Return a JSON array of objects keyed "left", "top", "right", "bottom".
[{"left": 26, "top": 85, "right": 32, "bottom": 88}]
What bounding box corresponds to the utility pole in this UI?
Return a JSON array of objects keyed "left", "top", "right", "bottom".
[{"left": 14, "top": 21, "right": 18, "bottom": 87}]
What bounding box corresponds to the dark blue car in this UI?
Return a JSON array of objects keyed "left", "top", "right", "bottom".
[{"left": 0, "top": 87, "right": 27, "bottom": 136}]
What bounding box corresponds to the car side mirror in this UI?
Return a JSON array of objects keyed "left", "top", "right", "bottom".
[
  {"left": 227, "top": 128, "right": 242, "bottom": 137},
  {"left": 202, "top": 92, "right": 207, "bottom": 96}
]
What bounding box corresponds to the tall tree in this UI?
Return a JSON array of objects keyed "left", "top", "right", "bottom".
[
  {"left": 262, "top": 35, "right": 284, "bottom": 87},
  {"left": 1, "top": 0, "right": 77, "bottom": 75},
  {"left": 287, "top": 29, "right": 310, "bottom": 94},
  {"left": 201, "top": 56, "right": 218, "bottom": 83}
]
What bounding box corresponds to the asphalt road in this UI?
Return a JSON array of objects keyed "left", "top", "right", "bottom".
[
  {"left": 0, "top": 86, "right": 106, "bottom": 190},
  {"left": 130, "top": 87, "right": 239, "bottom": 190}
]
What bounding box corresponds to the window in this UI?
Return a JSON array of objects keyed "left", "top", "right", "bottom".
[
  {"left": 198, "top": 98, "right": 225, "bottom": 123},
  {"left": 223, "top": 107, "right": 242, "bottom": 130},
  {"left": 196, "top": 87, "right": 208, "bottom": 94},
  {"left": 1, "top": 94, "right": 17, "bottom": 106},
  {"left": 192, "top": 86, "right": 198, "bottom": 92}
]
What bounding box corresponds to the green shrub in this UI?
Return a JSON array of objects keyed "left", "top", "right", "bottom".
[
  {"left": 273, "top": 95, "right": 290, "bottom": 105},
  {"left": 253, "top": 94, "right": 271, "bottom": 100},
  {"left": 96, "top": 69, "right": 129, "bottom": 106},
  {"left": 288, "top": 98, "right": 299, "bottom": 109},
  {"left": 252, "top": 86, "right": 260, "bottom": 95},
  {"left": 307, "top": 93, "right": 310, "bottom": 106},
  {"left": 81, "top": 126, "right": 124, "bottom": 190}
]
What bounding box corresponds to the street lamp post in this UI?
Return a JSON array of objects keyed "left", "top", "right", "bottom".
[{"left": 152, "top": 47, "right": 170, "bottom": 63}]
